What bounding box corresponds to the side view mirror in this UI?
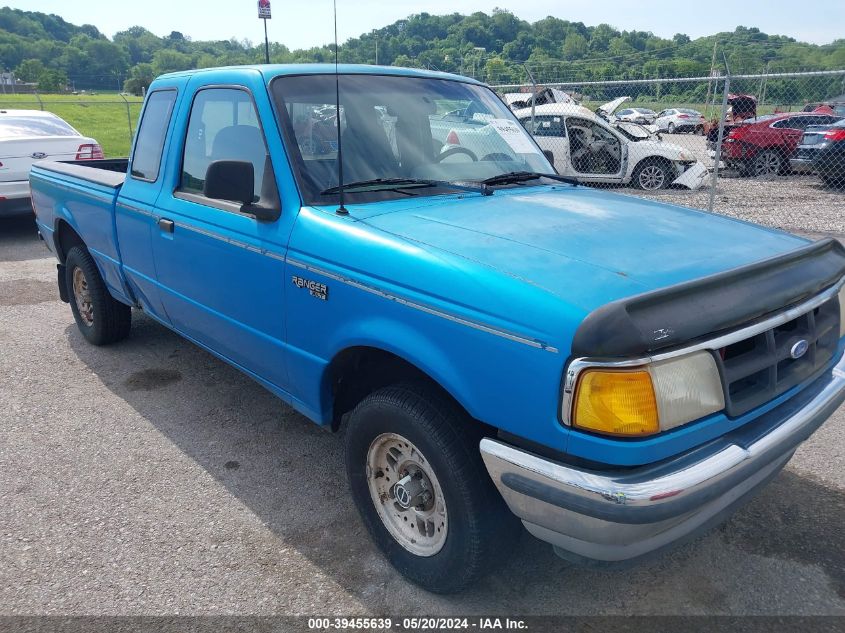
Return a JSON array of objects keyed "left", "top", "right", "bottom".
[
  {"left": 204, "top": 160, "right": 280, "bottom": 222},
  {"left": 543, "top": 149, "right": 555, "bottom": 165},
  {"left": 204, "top": 160, "right": 254, "bottom": 205}
]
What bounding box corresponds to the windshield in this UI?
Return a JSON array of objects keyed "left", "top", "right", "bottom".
[{"left": 271, "top": 74, "right": 552, "bottom": 204}]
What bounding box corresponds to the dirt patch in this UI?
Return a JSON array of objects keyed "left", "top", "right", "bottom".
[
  {"left": 0, "top": 279, "right": 58, "bottom": 306},
  {"left": 123, "top": 368, "right": 183, "bottom": 392}
]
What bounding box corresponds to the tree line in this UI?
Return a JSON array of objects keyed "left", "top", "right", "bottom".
[{"left": 1, "top": 6, "right": 844, "bottom": 97}]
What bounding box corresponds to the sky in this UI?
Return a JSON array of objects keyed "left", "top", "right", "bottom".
[{"left": 4, "top": 1, "right": 842, "bottom": 49}]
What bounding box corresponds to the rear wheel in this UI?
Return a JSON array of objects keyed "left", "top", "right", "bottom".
[
  {"left": 345, "top": 382, "right": 520, "bottom": 593},
  {"left": 65, "top": 246, "right": 131, "bottom": 345},
  {"left": 751, "top": 150, "right": 783, "bottom": 177}
]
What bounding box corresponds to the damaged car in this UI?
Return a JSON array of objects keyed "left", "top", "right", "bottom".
[{"left": 514, "top": 100, "right": 708, "bottom": 190}]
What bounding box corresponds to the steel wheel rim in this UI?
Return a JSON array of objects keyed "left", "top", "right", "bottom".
[
  {"left": 366, "top": 432, "right": 448, "bottom": 557},
  {"left": 639, "top": 165, "right": 666, "bottom": 190},
  {"left": 72, "top": 267, "right": 94, "bottom": 327},
  {"left": 754, "top": 152, "right": 780, "bottom": 176}
]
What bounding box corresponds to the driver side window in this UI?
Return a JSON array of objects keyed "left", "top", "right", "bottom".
[{"left": 180, "top": 88, "right": 271, "bottom": 202}]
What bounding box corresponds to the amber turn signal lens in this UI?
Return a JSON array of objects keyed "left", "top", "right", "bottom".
[{"left": 572, "top": 369, "right": 659, "bottom": 436}]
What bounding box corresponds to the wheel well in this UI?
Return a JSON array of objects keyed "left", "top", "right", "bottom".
[
  {"left": 634, "top": 155, "right": 673, "bottom": 172},
  {"left": 326, "top": 346, "right": 466, "bottom": 432},
  {"left": 55, "top": 220, "right": 85, "bottom": 264}
]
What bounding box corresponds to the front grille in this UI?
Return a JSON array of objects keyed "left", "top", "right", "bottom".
[{"left": 715, "top": 295, "right": 840, "bottom": 417}]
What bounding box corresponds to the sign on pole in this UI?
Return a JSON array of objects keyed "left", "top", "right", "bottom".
[{"left": 258, "top": 0, "right": 271, "bottom": 19}]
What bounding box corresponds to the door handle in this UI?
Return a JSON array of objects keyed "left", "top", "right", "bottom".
[{"left": 158, "top": 218, "right": 175, "bottom": 233}]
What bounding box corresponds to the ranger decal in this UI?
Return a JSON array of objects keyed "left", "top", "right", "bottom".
[{"left": 292, "top": 275, "right": 329, "bottom": 301}]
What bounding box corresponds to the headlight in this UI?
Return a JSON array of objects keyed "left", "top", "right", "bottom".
[
  {"left": 570, "top": 351, "right": 725, "bottom": 437},
  {"left": 839, "top": 284, "right": 845, "bottom": 339}
]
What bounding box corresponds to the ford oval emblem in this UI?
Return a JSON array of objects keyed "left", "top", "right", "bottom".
[{"left": 790, "top": 339, "right": 809, "bottom": 360}]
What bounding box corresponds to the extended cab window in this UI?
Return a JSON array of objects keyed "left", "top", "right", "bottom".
[
  {"left": 180, "top": 88, "right": 271, "bottom": 202},
  {"left": 131, "top": 90, "right": 177, "bottom": 181}
]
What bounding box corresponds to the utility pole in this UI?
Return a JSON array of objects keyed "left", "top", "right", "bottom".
[
  {"left": 258, "top": 1, "right": 272, "bottom": 64},
  {"left": 760, "top": 60, "right": 771, "bottom": 107},
  {"left": 473, "top": 46, "right": 485, "bottom": 81},
  {"left": 372, "top": 31, "right": 379, "bottom": 65},
  {"left": 704, "top": 39, "right": 717, "bottom": 118}
]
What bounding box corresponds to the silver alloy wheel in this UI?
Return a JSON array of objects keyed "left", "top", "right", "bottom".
[
  {"left": 638, "top": 164, "right": 666, "bottom": 190},
  {"left": 668, "top": 122, "right": 675, "bottom": 133},
  {"left": 72, "top": 267, "right": 94, "bottom": 327},
  {"left": 366, "top": 432, "right": 448, "bottom": 556},
  {"left": 753, "top": 151, "right": 781, "bottom": 177}
]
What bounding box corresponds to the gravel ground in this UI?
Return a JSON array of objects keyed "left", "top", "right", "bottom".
[
  {"left": 1, "top": 206, "right": 844, "bottom": 620},
  {"left": 630, "top": 173, "right": 845, "bottom": 237},
  {"left": 556, "top": 131, "right": 845, "bottom": 236}
]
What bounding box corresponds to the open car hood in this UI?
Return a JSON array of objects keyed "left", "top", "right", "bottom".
[{"left": 597, "top": 96, "right": 631, "bottom": 117}]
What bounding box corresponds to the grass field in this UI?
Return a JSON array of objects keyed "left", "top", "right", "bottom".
[
  {"left": 580, "top": 100, "right": 791, "bottom": 117},
  {"left": 1, "top": 92, "right": 806, "bottom": 158},
  {"left": 0, "top": 93, "right": 144, "bottom": 157}
]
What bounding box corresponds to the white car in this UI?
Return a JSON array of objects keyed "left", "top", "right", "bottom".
[
  {"left": 613, "top": 107, "right": 657, "bottom": 125},
  {"left": 0, "top": 110, "right": 103, "bottom": 217},
  {"left": 514, "top": 102, "right": 708, "bottom": 190},
  {"left": 654, "top": 108, "right": 705, "bottom": 134}
]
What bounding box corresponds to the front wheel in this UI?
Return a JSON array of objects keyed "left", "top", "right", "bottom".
[
  {"left": 667, "top": 122, "right": 675, "bottom": 133},
  {"left": 632, "top": 159, "right": 671, "bottom": 190},
  {"left": 65, "top": 246, "right": 131, "bottom": 345},
  {"left": 345, "top": 382, "right": 520, "bottom": 593}
]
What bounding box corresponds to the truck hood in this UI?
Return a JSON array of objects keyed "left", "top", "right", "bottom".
[{"left": 352, "top": 186, "right": 807, "bottom": 314}]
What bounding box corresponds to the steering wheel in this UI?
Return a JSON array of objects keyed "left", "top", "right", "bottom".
[
  {"left": 437, "top": 146, "right": 478, "bottom": 162},
  {"left": 480, "top": 152, "right": 513, "bottom": 162}
]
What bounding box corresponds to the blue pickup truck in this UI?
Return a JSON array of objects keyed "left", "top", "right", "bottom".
[{"left": 29, "top": 65, "right": 845, "bottom": 593}]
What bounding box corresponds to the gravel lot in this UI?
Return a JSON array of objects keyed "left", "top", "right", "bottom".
[
  {"left": 1, "top": 193, "right": 844, "bottom": 620},
  {"left": 634, "top": 175, "right": 845, "bottom": 238},
  {"left": 580, "top": 131, "right": 845, "bottom": 237}
]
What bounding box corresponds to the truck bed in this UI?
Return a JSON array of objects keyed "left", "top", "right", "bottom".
[
  {"left": 29, "top": 159, "right": 132, "bottom": 307},
  {"left": 44, "top": 158, "right": 129, "bottom": 188}
]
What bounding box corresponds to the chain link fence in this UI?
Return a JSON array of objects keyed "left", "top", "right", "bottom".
[
  {"left": 2, "top": 68, "right": 843, "bottom": 236},
  {"left": 0, "top": 94, "right": 144, "bottom": 157},
  {"left": 488, "top": 68, "right": 845, "bottom": 236}
]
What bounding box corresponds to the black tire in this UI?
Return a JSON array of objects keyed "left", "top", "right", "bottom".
[
  {"left": 65, "top": 246, "right": 131, "bottom": 345},
  {"left": 820, "top": 173, "right": 845, "bottom": 189},
  {"left": 751, "top": 150, "right": 783, "bottom": 177},
  {"left": 345, "top": 382, "right": 521, "bottom": 593},
  {"left": 632, "top": 158, "right": 671, "bottom": 190}
]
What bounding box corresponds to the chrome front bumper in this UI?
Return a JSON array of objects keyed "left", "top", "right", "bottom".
[{"left": 480, "top": 351, "right": 845, "bottom": 566}]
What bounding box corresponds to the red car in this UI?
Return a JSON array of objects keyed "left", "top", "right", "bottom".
[{"left": 720, "top": 111, "right": 842, "bottom": 176}]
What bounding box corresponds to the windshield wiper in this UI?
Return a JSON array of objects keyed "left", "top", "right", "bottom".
[
  {"left": 479, "top": 171, "right": 579, "bottom": 187},
  {"left": 320, "top": 177, "right": 491, "bottom": 196}
]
